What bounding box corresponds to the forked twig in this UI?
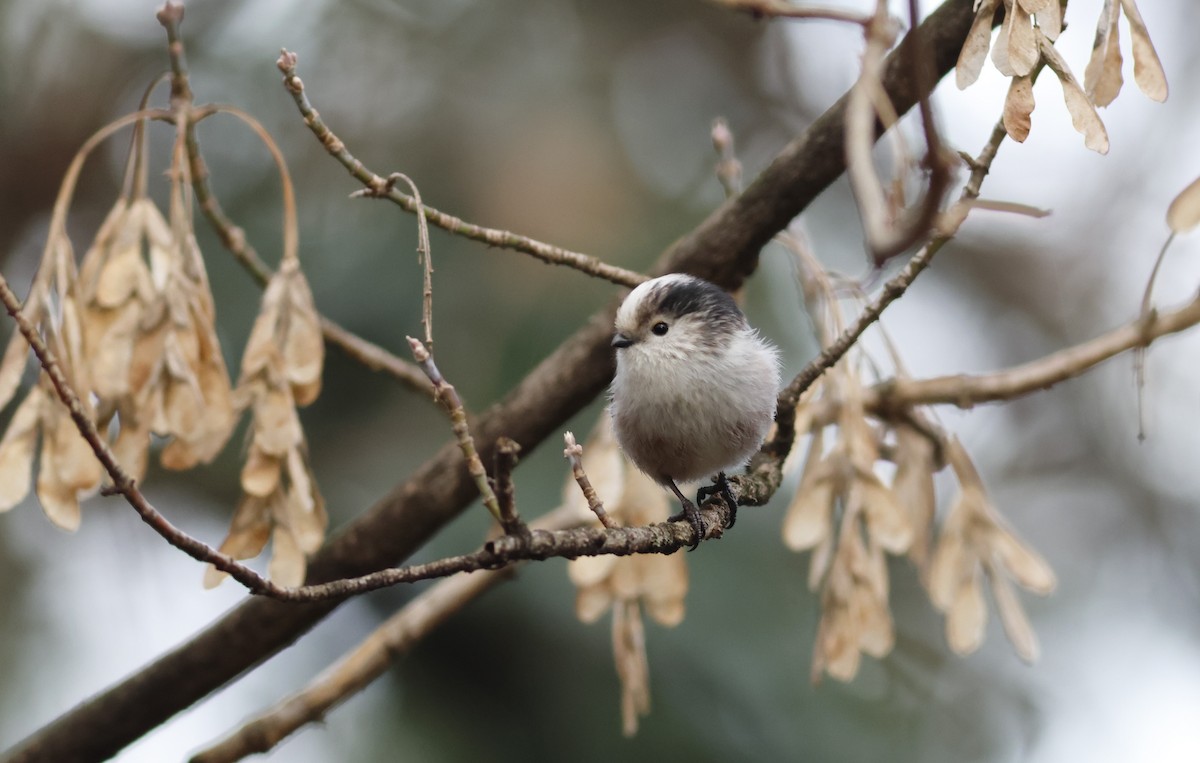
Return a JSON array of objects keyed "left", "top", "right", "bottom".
[{"left": 563, "top": 431, "right": 619, "bottom": 529}]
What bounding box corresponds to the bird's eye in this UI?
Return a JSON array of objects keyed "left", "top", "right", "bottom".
[{"left": 651, "top": 322, "right": 669, "bottom": 336}]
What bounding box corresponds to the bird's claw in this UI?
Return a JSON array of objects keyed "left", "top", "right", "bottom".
[
  {"left": 696, "top": 472, "right": 739, "bottom": 529},
  {"left": 668, "top": 498, "right": 705, "bottom": 552}
]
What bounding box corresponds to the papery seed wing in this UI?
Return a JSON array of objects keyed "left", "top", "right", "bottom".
[
  {"left": 1003, "top": 74, "right": 1036, "bottom": 142},
  {"left": 574, "top": 585, "right": 614, "bottom": 624},
  {"left": 989, "top": 568, "right": 1040, "bottom": 662},
  {"left": 0, "top": 387, "right": 44, "bottom": 510},
  {"left": 1167, "top": 175, "right": 1200, "bottom": 234},
  {"left": 957, "top": 0, "right": 1001, "bottom": 89},
  {"left": 946, "top": 573, "right": 987, "bottom": 655},
  {"left": 0, "top": 327, "right": 31, "bottom": 413},
  {"left": 204, "top": 495, "right": 272, "bottom": 588},
  {"left": 1036, "top": 0, "right": 1061, "bottom": 41},
  {"left": 252, "top": 384, "right": 303, "bottom": 455},
  {"left": 990, "top": 523, "right": 1056, "bottom": 594},
  {"left": 267, "top": 524, "right": 307, "bottom": 587},
  {"left": 1120, "top": 0, "right": 1168, "bottom": 102},
  {"left": 1084, "top": 1, "right": 1123, "bottom": 107},
  {"left": 857, "top": 475, "right": 913, "bottom": 554},
  {"left": 241, "top": 445, "right": 281, "bottom": 497},
  {"left": 283, "top": 270, "right": 324, "bottom": 404},
  {"left": 568, "top": 555, "right": 618, "bottom": 587},
  {"left": 1006, "top": 2, "right": 1038, "bottom": 77},
  {"left": 1042, "top": 37, "right": 1110, "bottom": 154}
]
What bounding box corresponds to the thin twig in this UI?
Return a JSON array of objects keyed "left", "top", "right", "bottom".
[
  {"left": 407, "top": 337, "right": 504, "bottom": 524},
  {"left": 275, "top": 50, "right": 647, "bottom": 290},
  {"left": 0, "top": 259, "right": 727, "bottom": 603},
  {"left": 376, "top": 173, "right": 434, "bottom": 351},
  {"left": 709, "top": 0, "right": 874, "bottom": 26},
  {"left": 11, "top": 242, "right": 1200, "bottom": 609},
  {"left": 711, "top": 118, "right": 743, "bottom": 198},
  {"left": 1135, "top": 232, "right": 1176, "bottom": 439},
  {"left": 492, "top": 437, "right": 527, "bottom": 536},
  {"left": 563, "top": 431, "right": 619, "bottom": 529},
  {"left": 4, "top": 0, "right": 998, "bottom": 605}
]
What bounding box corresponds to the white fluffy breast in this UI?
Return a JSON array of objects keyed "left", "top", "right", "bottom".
[{"left": 610, "top": 326, "right": 779, "bottom": 484}]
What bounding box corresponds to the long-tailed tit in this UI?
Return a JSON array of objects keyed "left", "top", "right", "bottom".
[{"left": 609, "top": 273, "right": 780, "bottom": 549}]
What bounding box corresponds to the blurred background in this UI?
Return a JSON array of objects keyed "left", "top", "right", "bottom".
[{"left": 1, "top": 0, "right": 1199, "bottom": 760}]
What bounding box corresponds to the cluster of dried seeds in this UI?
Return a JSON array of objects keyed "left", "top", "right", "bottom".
[
  {"left": 80, "top": 159, "right": 237, "bottom": 481},
  {"left": 0, "top": 113, "right": 326, "bottom": 585},
  {"left": 566, "top": 416, "right": 688, "bottom": 736},
  {"left": 930, "top": 438, "right": 1056, "bottom": 661},
  {"left": 0, "top": 230, "right": 101, "bottom": 529},
  {"left": 205, "top": 257, "right": 325, "bottom": 588},
  {"left": 958, "top": 0, "right": 1166, "bottom": 152},
  {"left": 780, "top": 355, "right": 1056, "bottom": 681}
]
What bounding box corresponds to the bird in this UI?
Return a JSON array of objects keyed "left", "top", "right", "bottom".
[{"left": 608, "top": 273, "right": 780, "bottom": 550}]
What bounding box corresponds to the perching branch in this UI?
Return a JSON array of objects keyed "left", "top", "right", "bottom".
[
  {"left": 4, "top": 3, "right": 983, "bottom": 760},
  {"left": 0, "top": 258, "right": 727, "bottom": 603}
]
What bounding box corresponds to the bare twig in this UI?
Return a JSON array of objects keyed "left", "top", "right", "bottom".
[
  {"left": 374, "top": 173, "right": 435, "bottom": 350},
  {"left": 709, "top": 0, "right": 874, "bottom": 26},
  {"left": 10, "top": 239, "right": 1200, "bottom": 609},
  {"left": 563, "top": 431, "right": 619, "bottom": 529},
  {"left": 407, "top": 337, "right": 504, "bottom": 524},
  {"left": 276, "top": 50, "right": 647, "bottom": 290},
  {"left": 190, "top": 506, "right": 583, "bottom": 763},
  {"left": 1135, "top": 232, "right": 1177, "bottom": 438},
  {"left": 711, "top": 118, "right": 744, "bottom": 198},
  {"left": 492, "top": 437, "right": 527, "bottom": 536}
]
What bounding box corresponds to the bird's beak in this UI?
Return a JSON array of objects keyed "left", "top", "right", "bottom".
[{"left": 611, "top": 332, "right": 634, "bottom": 349}]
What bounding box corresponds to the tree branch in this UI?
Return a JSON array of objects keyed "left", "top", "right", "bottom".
[
  {"left": 2, "top": 2, "right": 981, "bottom": 760},
  {"left": 871, "top": 292, "right": 1200, "bottom": 411}
]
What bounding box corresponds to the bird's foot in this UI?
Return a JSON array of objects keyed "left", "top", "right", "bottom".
[
  {"left": 696, "top": 472, "right": 739, "bottom": 529},
  {"left": 668, "top": 498, "right": 706, "bottom": 552}
]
